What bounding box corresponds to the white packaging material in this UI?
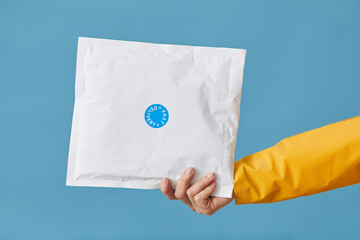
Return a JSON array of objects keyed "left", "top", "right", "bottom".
[{"left": 66, "top": 37, "right": 246, "bottom": 197}]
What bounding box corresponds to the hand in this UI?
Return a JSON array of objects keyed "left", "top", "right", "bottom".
[{"left": 160, "top": 167, "right": 233, "bottom": 215}]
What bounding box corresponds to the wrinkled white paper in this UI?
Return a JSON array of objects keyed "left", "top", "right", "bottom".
[{"left": 66, "top": 37, "right": 246, "bottom": 197}]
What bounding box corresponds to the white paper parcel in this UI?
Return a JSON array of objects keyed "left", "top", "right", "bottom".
[{"left": 66, "top": 37, "right": 246, "bottom": 198}]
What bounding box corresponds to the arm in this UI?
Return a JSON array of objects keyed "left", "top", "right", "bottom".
[
  {"left": 161, "top": 115, "right": 360, "bottom": 214},
  {"left": 234, "top": 115, "right": 360, "bottom": 204}
]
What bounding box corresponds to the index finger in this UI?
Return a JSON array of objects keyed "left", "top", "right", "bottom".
[{"left": 186, "top": 172, "right": 215, "bottom": 199}]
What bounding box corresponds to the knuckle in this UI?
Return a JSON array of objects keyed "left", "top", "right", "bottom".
[
  {"left": 201, "top": 178, "right": 209, "bottom": 185},
  {"left": 186, "top": 189, "right": 194, "bottom": 197},
  {"left": 193, "top": 195, "right": 201, "bottom": 203},
  {"left": 180, "top": 173, "right": 192, "bottom": 182},
  {"left": 178, "top": 176, "right": 186, "bottom": 182},
  {"left": 174, "top": 192, "right": 185, "bottom": 199},
  {"left": 201, "top": 177, "right": 211, "bottom": 186},
  {"left": 180, "top": 174, "right": 190, "bottom": 181}
]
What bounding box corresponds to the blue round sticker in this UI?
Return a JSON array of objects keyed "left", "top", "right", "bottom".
[{"left": 144, "top": 104, "right": 169, "bottom": 128}]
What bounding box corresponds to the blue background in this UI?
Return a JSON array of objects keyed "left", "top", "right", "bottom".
[{"left": 1, "top": 0, "right": 359, "bottom": 239}]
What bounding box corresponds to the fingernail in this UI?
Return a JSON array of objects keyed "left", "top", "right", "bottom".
[
  {"left": 161, "top": 179, "right": 167, "bottom": 186},
  {"left": 210, "top": 181, "right": 216, "bottom": 187},
  {"left": 185, "top": 167, "right": 193, "bottom": 176},
  {"left": 207, "top": 172, "right": 214, "bottom": 179}
]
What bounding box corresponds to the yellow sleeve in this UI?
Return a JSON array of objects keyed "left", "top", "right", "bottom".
[{"left": 234, "top": 115, "right": 360, "bottom": 204}]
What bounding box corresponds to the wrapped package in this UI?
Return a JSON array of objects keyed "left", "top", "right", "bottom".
[{"left": 66, "top": 37, "right": 246, "bottom": 197}]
